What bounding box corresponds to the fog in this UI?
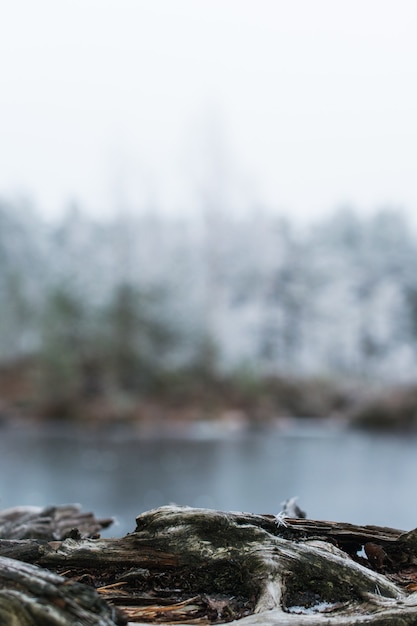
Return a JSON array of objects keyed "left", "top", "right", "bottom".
[{"left": 1, "top": 1, "right": 416, "bottom": 221}]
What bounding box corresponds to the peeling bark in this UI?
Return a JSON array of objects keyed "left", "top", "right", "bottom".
[{"left": 2, "top": 505, "right": 417, "bottom": 624}]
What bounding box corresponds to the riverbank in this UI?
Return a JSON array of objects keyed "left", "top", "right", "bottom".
[
  {"left": 1, "top": 358, "right": 417, "bottom": 432},
  {"left": 0, "top": 358, "right": 350, "bottom": 424}
]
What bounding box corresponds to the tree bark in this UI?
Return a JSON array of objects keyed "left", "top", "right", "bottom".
[{"left": 2, "top": 504, "right": 417, "bottom": 624}]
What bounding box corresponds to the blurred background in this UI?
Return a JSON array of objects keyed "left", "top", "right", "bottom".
[{"left": 1, "top": 0, "right": 417, "bottom": 536}]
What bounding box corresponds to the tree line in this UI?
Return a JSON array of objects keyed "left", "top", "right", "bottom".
[{"left": 0, "top": 199, "right": 416, "bottom": 416}]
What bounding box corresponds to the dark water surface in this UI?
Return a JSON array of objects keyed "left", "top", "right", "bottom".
[{"left": 1, "top": 421, "right": 416, "bottom": 536}]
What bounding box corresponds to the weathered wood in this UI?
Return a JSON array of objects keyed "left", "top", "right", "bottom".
[
  {"left": 3, "top": 505, "right": 417, "bottom": 624},
  {"left": 0, "top": 555, "right": 125, "bottom": 625},
  {"left": 0, "top": 504, "right": 113, "bottom": 540}
]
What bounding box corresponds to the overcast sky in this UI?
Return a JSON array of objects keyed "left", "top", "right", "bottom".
[{"left": 1, "top": 0, "right": 416, "bottom": 221}]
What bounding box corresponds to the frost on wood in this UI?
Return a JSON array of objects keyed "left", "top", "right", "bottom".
[
  {"left": 3, "top": 505, "right": 417, "bottom": 624},
  {"left": 128, "top": 506, "right": 417, "bottom": 624}
]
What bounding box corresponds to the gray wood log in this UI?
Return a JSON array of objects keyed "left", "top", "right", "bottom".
[
  {"left": 3, "top": 505, "right": 417, "bottom": 624},
  {"left": 0, "top": 504, "right": 113, "bottom": 540}
]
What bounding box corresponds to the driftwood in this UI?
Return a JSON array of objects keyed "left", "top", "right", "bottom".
[
  {"left": 2, "top": 504, "right": 417, "bottom": 624},
  {"left": 0, "top": 504, "right": 113, "bottom": 540}
]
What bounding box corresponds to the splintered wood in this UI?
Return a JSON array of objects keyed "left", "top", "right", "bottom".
[{"left": 2, "top": 504, "right": 417, "bottom": 624}]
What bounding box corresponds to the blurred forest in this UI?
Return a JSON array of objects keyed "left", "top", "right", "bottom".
[{"left": 1, "top": 199, "right": 417, "bottom": 426}]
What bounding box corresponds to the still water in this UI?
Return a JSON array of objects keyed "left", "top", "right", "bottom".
[{"left": 1, "top": 421, "right": 417, "bottom": 536}]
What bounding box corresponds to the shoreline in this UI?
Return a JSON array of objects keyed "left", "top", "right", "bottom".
[{"left": 1, "top": 359, "right": 417, "bottom": 433}]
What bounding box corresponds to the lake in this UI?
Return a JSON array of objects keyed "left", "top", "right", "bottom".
[{"left": 1, "top": 420, "right": 416, "bottom": 536}]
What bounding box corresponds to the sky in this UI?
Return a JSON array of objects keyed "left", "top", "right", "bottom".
[{"left": 0, "top": 0, "right": 416, "bottom": 222}]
